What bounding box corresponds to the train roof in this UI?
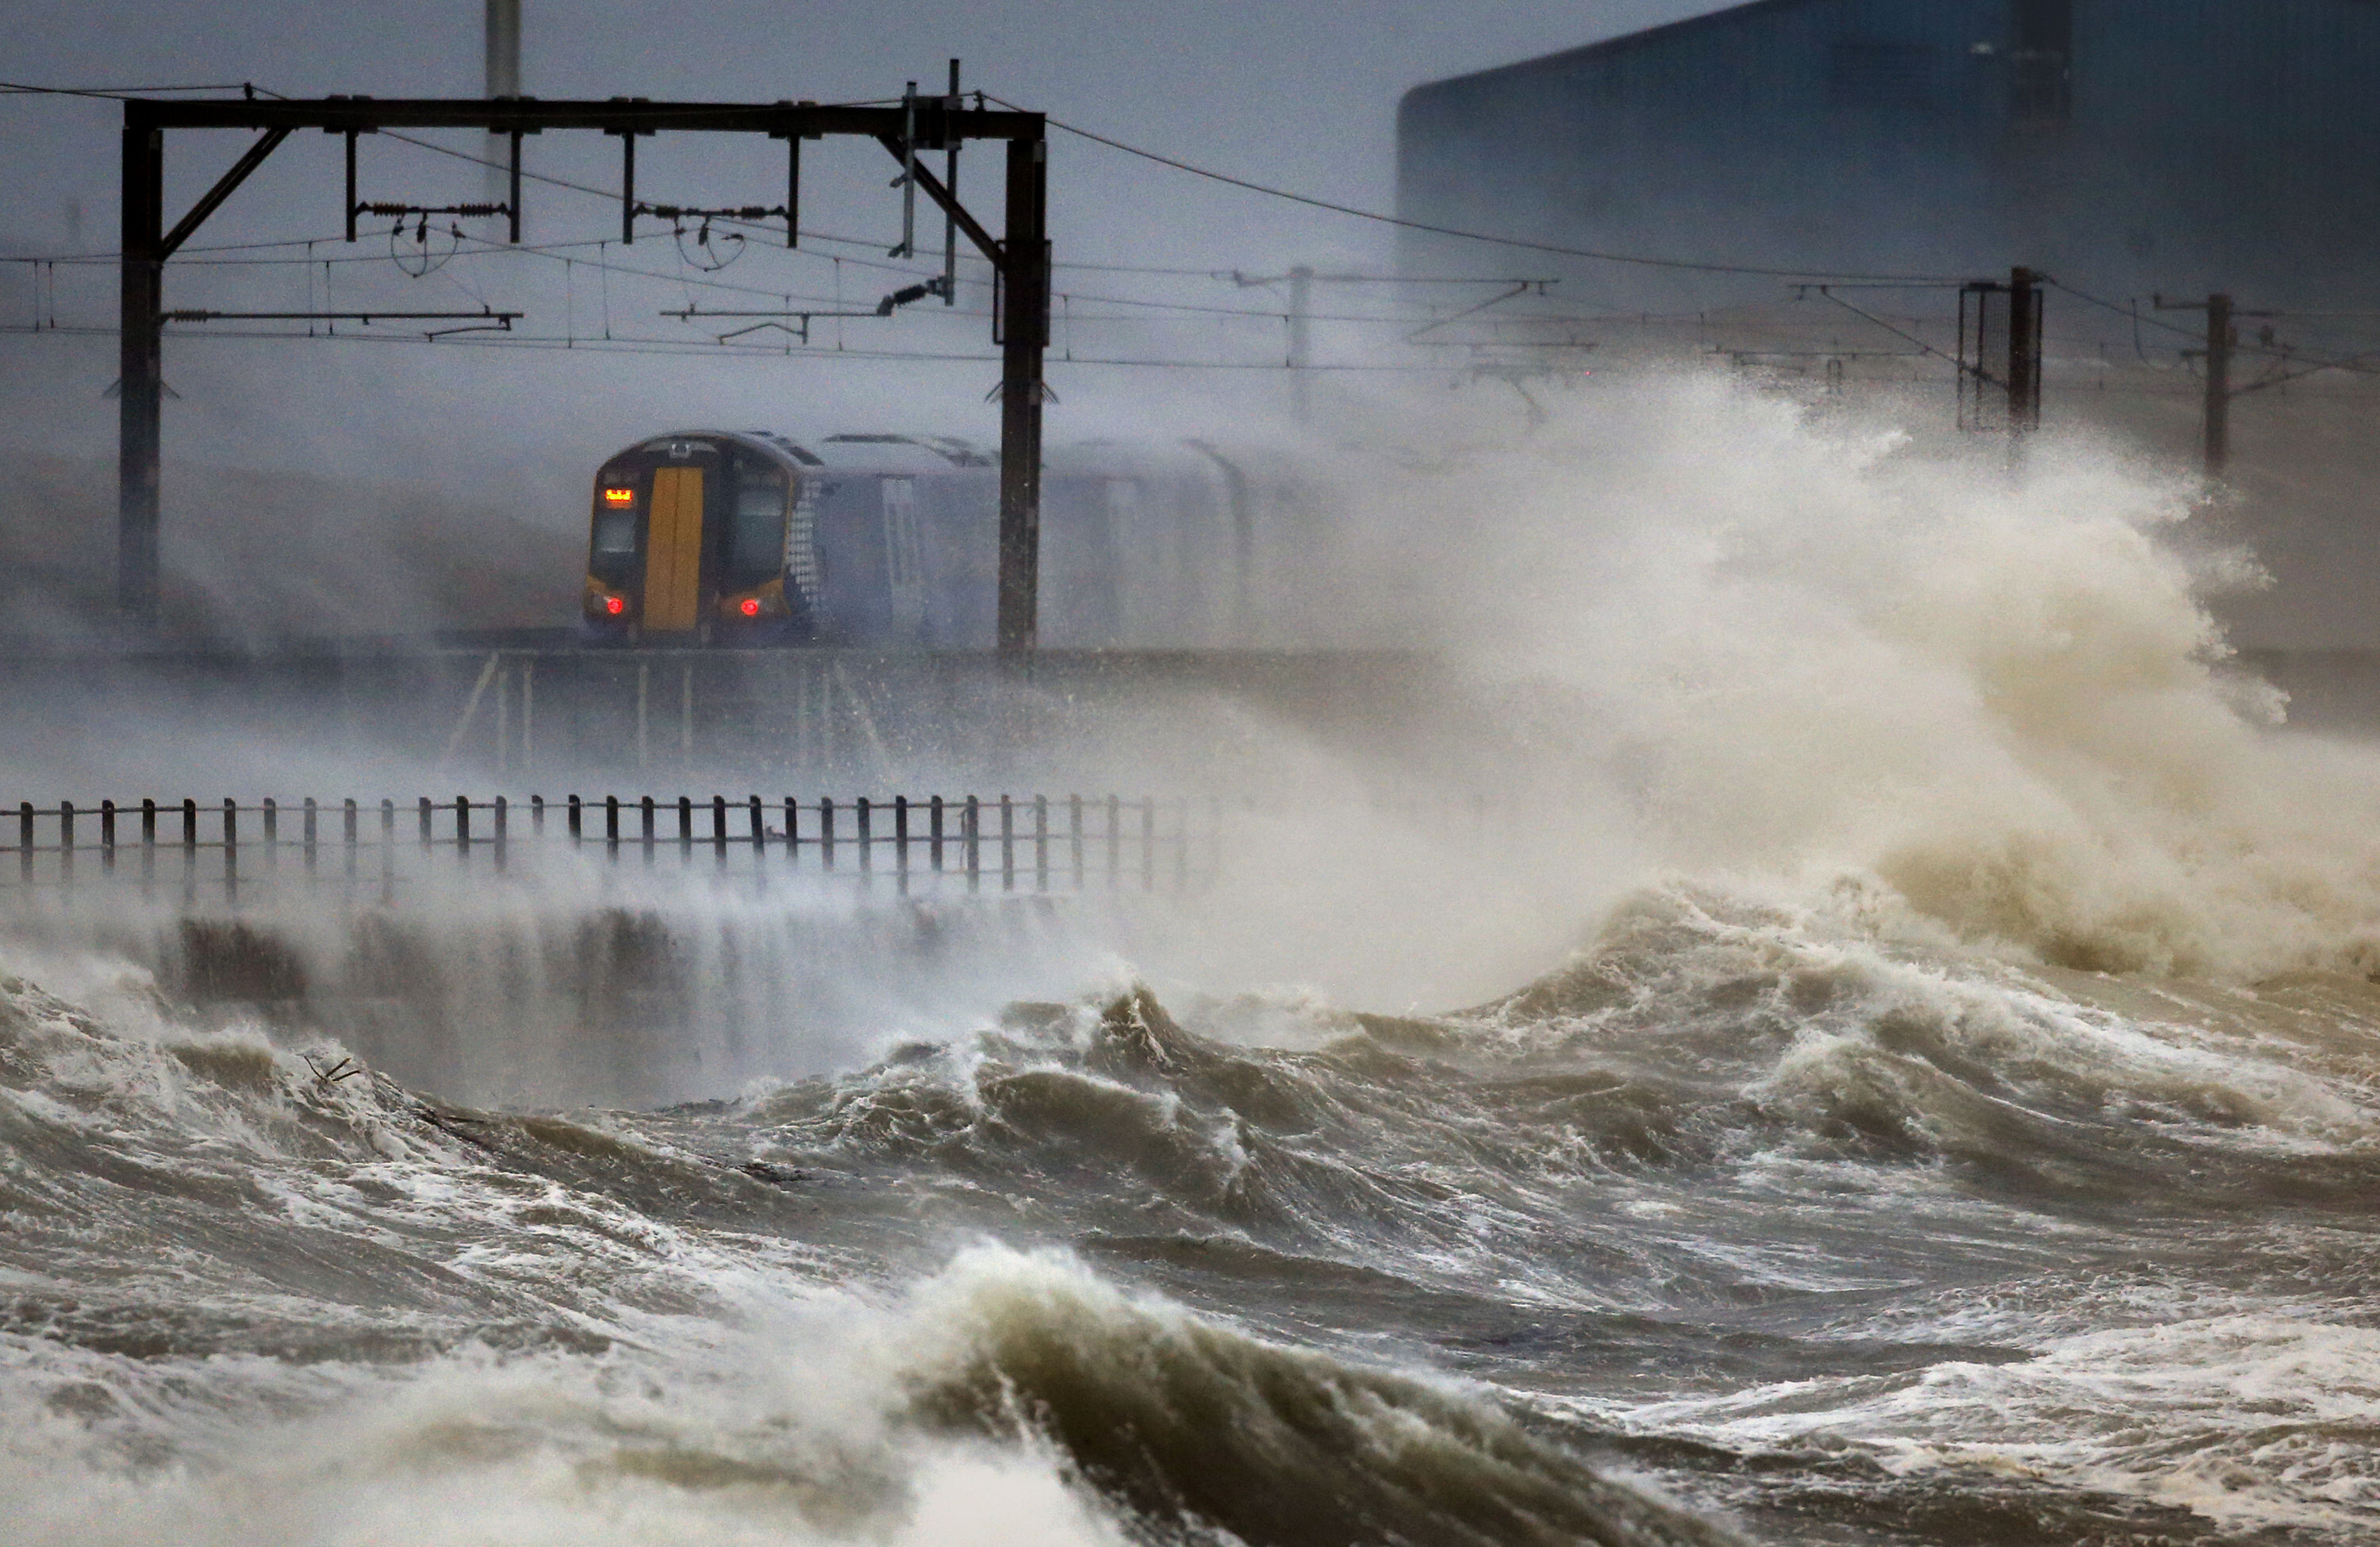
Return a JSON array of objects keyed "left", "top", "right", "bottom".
[
  {"left": 612, "top": 429, "right": 998, "bottom": 475},
  {"left": 611, "top": 429, "right": 1300, "bottom": 482}
]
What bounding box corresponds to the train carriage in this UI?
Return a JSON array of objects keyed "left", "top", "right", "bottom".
[{"left": 581, "top": 428, "right": 1310, "bottom": 649}]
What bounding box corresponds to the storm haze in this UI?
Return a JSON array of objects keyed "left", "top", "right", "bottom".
[{"left": 7, "top": 8, "right": 2380, "bottom": 1547}]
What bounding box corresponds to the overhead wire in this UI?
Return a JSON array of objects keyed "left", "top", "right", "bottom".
[
  {"left": 0, "top": 80, "right": 257, "bottom": 99},
  {"left": 2049, "top": 277, "right": 2380, "bottom": 382},
  {"left": 1804, "top": 289, "right": 1968, "bottom": 374},
  {"left": 2, "top": 89, "right": 1623, "bottom": 332},
  {"left": 27, "top": 79, "right": 2328, "bottom": 368},
  {"left": 985, "top": 92, "right": 1965, "bottom": 282},
  {"left": 345, "top": 129, "right": 1516, "bottom": 325},
  {"left": 0, "top": 317, "right": 1497, "bottom": 370}
]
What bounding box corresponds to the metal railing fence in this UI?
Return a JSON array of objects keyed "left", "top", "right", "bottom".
[{"left": 1, "top": 793, "right": 1215, "bottom": 908}]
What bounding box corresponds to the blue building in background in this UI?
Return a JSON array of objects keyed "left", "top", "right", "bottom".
[{"left": 1398, "top": 1, "right": 2380, "bottom": 315}]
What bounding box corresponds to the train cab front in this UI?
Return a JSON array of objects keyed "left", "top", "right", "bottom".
[
  {"left": 582, "top": 478, "right": 639, "bottom": 639},
  {"left": 580, "top": 433, "right": 806, "bottom": 646}
]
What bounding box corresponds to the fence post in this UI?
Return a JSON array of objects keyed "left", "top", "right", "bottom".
[
  {"left": 677, "top": 794, "right": 693, "bottom": 863},
  {"left": 222, "top": 797, "right": 238, "bottom": 905},
  {"left": 1141, "top": 797, "right": 1155, "bottom": 892},
  {"left": 380, "top": 798, "right": 396, "bottom": 907},
  {"left": 712, "top": 794, "right": 728, "bottom": 869},
  {"left": 1035, "top": 795, "right": 1049, "bottom": 892},
  {"left": 141, "top": 797, "right": 157, "bottom": 895},
  {"left": 493, "top": 795, "right": 509, "bottom": 874},
  {"left": 568, "top": 793, "right": 583, "bottom": 843},
  {"left": 181, "top": 797, "right": 197, "bottom": 906},
  {"left": 531, "top": 793, "right": 546, "bottom": 836},
  {"left": 931, "top": 795, "right": 945, "bottom": 873},
  {"left": 60, "top": 800, "right": 75, "bottom": 886},
  {"left": 858, "top": 797, "right": 873, "bottom": 888},
  {"left": 455, "top": 794, "right": 471, "bottom": 858},
  {"left": 302, "top": 797, "right": 318, "bottom": 876},
  {"left": 101, "top": 798, "right": 117, "bottom": 875},
  {"left": 965, "top": 795, "right": 980, "bottom": 893},
  {"left": 342, "top": 797, "right": 357, "bottom": 882},
  {"left": 821, "top": 797, "right": 837, "bottom": 871},
  {"left": 1000, "top": 794, "right": 1015, "bottom": 892},
  {"left": 640, "top": 795, "right": 656, "bottom": 865},
  {"left": 15, "top": 802, "right": 28, "bottom": 886},
  {"left": 747, "top": 794, "right": 766, "bottom": 853},
  {"left": 261, "top": 797, "right": 277, "bottom": 874},
  {"left": 894, "top": 795, "right": 910, "bottom": 896},
  {"left": 417, "top": 797, "right": 432, "bottom": 852},
  {"left": 783, "top": 796, "right": 798, "bottom": 862}
]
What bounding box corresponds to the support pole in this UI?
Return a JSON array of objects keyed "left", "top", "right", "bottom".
[
  {"left": 1288, "top": 263, "right": 1313, "bottom": 424},
  {"left": 897, "top": 82, "right": 918, "bottom": 259},
  {"left": 621, "top": 131, "right": 635, "bottom": 244},
  {"left": 119, "top": 110, "right": 164, "bottom": 629},
  {"left": 2007, "top": 265, "right": 2042, "bottom": 436},
  {"left": 943, "top": 60, "right": 960, "bottom": 305},
  {"left": 788, "top": 136, "right": 800, "bottom": 247},
  {"left": 2203, "top": 291, "right": 2232, "bottom": 480},
  {"left": 996, "top": 132, "right": 1049, "bottom": 653}
]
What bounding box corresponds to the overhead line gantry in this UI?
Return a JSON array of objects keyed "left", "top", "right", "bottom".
[{"left": 118, "top": 92, "right": 1050, "bottom": 649}]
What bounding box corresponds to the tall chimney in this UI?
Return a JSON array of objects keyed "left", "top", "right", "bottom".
[
  {"left": 486, "top": 0, "right": 521, "bottom": 212},
  {"left": 486, "top": 0, "right": 520, "bottom": 97}
]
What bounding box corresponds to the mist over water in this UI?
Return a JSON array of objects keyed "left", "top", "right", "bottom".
[{"left": 6, "top": 372, "right": 2380, "bottom": 1545}]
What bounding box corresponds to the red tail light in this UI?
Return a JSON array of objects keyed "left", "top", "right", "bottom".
[
  {"left": 739, "top": 597, "right": 762, "bottom": 617},
  {"left": 605, "top": 596, "right": 626, "bottom": 616}
]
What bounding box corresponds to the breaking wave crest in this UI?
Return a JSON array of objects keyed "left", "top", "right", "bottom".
[
  {"left": 901, "top": 1246, "right": 1741, "bottom": 1547},
  {"left": 0, "top": 963, "right": 1757, "bottom": 1546},
  {"left": 1429, "top": 379, "right": 2380, "bottom": 981}
]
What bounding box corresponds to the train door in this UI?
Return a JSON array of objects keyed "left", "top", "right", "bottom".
[
  {"left": 881, "top": 475, "right": 926, "bottom": 640},
  {"left": 643, "top": 466, "right": 705, "bottom": 632}
]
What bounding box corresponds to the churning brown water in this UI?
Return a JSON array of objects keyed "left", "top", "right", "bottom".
[{"left": 6, "top": 378, "right": 2379, "bottom": 1545}]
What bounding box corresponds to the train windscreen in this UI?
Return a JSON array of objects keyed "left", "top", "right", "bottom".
[
  {"left": 728, "top": 474, "right": 788, "bottom": 580},
  {"left": 592, "top": 505, "right": 637, "bottom": 555}
]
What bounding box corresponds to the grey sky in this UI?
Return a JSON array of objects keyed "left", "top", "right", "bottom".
[{"left": 2, "top": 3, "right": 1720, "bottom": 260}]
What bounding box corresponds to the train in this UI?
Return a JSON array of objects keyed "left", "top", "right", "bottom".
[{"left": 578, "top": 429, "right": 1321, "bottom": 648}]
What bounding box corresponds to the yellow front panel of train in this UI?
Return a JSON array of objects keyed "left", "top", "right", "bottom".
[{"left": 643, "top": 466, "right": 704, "bottom": 632}]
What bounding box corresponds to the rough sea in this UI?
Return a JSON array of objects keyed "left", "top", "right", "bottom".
[{"left": 6, "top": 380, "right": 2378, "bottom": 1545}]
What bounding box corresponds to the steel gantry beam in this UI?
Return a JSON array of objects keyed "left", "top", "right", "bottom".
[{"left": 117, "top": 94, "right": 1050, "bottom": 650}]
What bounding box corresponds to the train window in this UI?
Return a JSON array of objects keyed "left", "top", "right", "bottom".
[
  {"left": 882, "top": 476, "right": 925, "bottom": 636},
  {"left": 593, "top": 507, "right": 638, "bottom": 555},
  {"left": 731, "top": 478, "right": 788, "bottom": 574}
]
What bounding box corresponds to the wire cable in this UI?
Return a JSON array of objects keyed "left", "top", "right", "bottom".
[
  {"left": 0, "top": 80, "right": 256, "bottom": 99},
  {"left": 988, "top": 93, "right": 1964, "bottom": 282},
  {"left": 2049, "top": 277, "right": 2380, "bottom": 381},
  {"left": 1806, "top": 289, "right": 1967, "bottom": 374}
]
